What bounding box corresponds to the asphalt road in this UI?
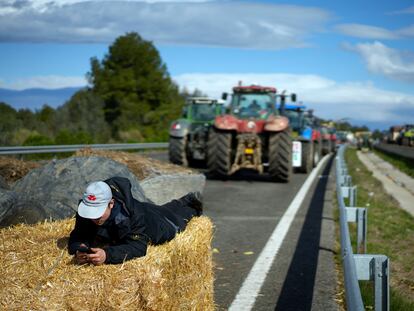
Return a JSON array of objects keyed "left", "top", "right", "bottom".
[
  {"left": 146, "top": 151, "right": 338, "bottom": 310},
  {"left": 375, "top": 142, "right": 414, "bottom": 160}
]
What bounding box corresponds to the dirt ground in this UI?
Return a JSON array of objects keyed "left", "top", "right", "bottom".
[
  {"left": 0, "top": 157, "right": 40, "bottom": 184},
  {"left": 0, "top": 149, "right": 194, "bottom": 186}
]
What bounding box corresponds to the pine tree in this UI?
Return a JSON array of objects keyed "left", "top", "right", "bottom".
[{"left": 88, "top": 32, "right": 184, "bottom": 141}]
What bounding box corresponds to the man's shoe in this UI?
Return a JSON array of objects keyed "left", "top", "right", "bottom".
[{"left": 182, "top": 192, "right": 203, "bottom": 215}]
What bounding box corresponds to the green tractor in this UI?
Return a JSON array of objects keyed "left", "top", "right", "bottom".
[
  {"left": 169, "top": 97, "right": 225, "bottom": 166},
  {"left": 356, "top": 131, "right": 373, "bottom": 152},
  {"left": 401, "top": 124, "right": 414, "bottom": 147}
]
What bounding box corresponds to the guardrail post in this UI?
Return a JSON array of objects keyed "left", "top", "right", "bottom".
[
  {"left": 339, "top": 175, "right": 352, "bottom": 187},
  {"left": 357, "top": 208, "right": 367, "bottom": 254},
  {"left": 346, "top": 207, "right": 367, "bottom": 254},
  {"left": 374, "top": 256, "right": 390, "bottom": 311},
  {"left": 350, "top": 185, "right": 357, "bottom": 207},
  {"left": 354, "top": 254, "right": 390, "bottom": 311}
]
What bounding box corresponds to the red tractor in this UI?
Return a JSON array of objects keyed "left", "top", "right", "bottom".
[
  {"left": 207, "top": 85, "right": 292, "bottom": 182},
  {"left": 320, "top": 122, "right": 337, "bottom": 154}
]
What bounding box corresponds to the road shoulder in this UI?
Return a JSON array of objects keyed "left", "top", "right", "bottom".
[{"left": 311, "top": 155, "right": 340, "bottom": 310}]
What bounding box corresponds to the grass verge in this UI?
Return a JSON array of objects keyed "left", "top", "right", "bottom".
[
  {"left": 345, "top": 148, "right": 414, "bottom": 310},
  {"left": 373, "top": 148, "right": 414, "bottom": 178},
  {"left": 333, "top": 197, "right": 346, "bottom": 311}
]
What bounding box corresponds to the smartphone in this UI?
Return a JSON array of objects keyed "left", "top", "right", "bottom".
[{"left": 77, "top": 246, "right": 94, "bottom": 254}]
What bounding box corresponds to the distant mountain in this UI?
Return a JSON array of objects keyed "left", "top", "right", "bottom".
[{"left": 0, "top": 87, "right": 84, "bottom": 110}]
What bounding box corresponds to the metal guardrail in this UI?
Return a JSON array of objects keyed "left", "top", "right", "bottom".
[
  {"left": 336, "top": 145, "right": 390, "bottom": 311},
  {"left": 0, "top": 142, "right": 168, "bottom": 155}
]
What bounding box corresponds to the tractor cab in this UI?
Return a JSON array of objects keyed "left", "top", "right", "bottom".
[
  {"left": 182, "top": 97, "right": 224, "bottom": 123},
  {"left": 283, "top": 104, "right": 306, "bottom": 133},
  {"left": 224, "top": 85, "right": 278, "bottom": 120}
]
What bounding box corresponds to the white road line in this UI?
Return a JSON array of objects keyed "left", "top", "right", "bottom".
[{"left": 228, "top": 154, "right": 331, "bottom": 311}]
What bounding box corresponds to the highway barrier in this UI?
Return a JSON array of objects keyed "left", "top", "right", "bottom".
[
  {"left": 0, "top": 142, "right": 168, "bottom": 155},
  {"left": 336, "top": 145, "right": 389, "bottom": 311}
]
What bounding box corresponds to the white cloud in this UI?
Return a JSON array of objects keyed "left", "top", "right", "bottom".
[
  {"left": 0, "top": 0, "right": 211, "bottom": 15},
  {"left": 0, "top": 1, "right": 330, "bottom": 49},
  {"left": 0, "top": 75, "right": 88, "bottom": 90},
  {"left": 344, "top": 41, "right": 414, "bottom": 82},
  {"left": 335, "top": 24, "right": 399, "bottom": 40},
  {"left": 398, "top": 24, "right": 414, "bottom": 37},
  {"left": 390, "top": 6, "right": 414, "bottom": 15},
  {"left": 173, "top": 72, "right": 414, "bottom": 125},
  {"left": 335, "top": 22, "right": 414, "bottom": 40}
]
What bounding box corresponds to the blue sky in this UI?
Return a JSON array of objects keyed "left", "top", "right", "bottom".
[{"left": 0, "top": 0, "right": 414, "bottom": 129}]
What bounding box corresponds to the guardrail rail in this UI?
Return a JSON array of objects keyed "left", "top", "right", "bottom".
[
  {"left": 336, "top": 145, "right": 390, "bottom": 311},
  {"left": 0, "top": 142, "right": 168, "bottom": 155}
]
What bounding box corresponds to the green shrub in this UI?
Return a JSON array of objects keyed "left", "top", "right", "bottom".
[
  {"left": 54, "top": 129, "right": 93, "bottom": 145},
  {"left": 23, "top": 134, "right": 54, "bottom": 146}
]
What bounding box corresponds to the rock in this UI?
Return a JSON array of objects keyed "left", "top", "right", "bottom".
[
  {"left": 0, "top": 189, "right": 18, "bottom": 225},
  {"left": 141, "top": 173, "right": 206, "bottom": 205},
  {"left": 7, "top": 157, "right": 148, "bottom": 225},
  {"left": 0, "top": 175, "right": 9, "bottom": 190}
]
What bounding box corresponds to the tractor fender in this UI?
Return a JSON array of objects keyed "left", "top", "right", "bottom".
[
  {"left": 300, "top": 127, "right": 313, "bottom": 141},
  {"left": 214, "top": 115, "right": 239, "bottom": 131},
  {"left": 169, "top": 119, "right": 191, "bottom": 138},
  {"left": 312, "top": 129, "right": 321, "bottom": 141},
  {"left": 264, "top": 116, "right": 289, "bottom": 132}
]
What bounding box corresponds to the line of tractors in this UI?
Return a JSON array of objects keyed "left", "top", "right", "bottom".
[{"left": 168, "top": 84, "right": 337, "bottom": 183}]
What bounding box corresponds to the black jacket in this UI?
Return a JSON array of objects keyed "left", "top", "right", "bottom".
[{"left": 68, "top": 177, "right": 188, "bottom": 264}]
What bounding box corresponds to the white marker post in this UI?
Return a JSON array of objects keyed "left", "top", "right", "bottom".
[{"left": 292, "top": 141, "right": 302, "bottom": 167}]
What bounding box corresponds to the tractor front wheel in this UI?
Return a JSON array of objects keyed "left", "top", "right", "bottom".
[
  {"left": 169, "top": 136, "right": 188, "bottom": 166},
  {"left": 207, "top": 128, "right": 232, "bottom": 177},
  {"left": 268, "top": 131, "right": 292, "bottom": 182}
]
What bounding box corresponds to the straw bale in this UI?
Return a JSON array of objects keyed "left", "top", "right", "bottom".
[{"left": 0, "top": 216, "right": 214, "bottom": 311}]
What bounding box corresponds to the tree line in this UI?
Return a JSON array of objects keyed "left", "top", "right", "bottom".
[{"left": 0, "top": 32, "right": 203, "bottom": 147}]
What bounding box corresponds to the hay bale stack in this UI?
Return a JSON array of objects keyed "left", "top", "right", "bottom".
[{"left": 0, "top": 216, "right": 214, "bottom": 310}]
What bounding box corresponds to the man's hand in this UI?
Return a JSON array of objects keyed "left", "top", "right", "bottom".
[
  {"left": 75, "top": 243, "right": 89, "bottom": 264},
  {"left": 87, "top": 248, "right": 106, "bottom": 265}
]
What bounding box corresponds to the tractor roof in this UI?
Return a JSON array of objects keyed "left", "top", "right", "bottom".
[
  {"left": 233, "top": 85, "right": 277, "bottom": 94},
  {"left": 285, "top": 103, "right": 307, "bottom": 111},
  {"left": 187, "top": 97, "right": 219, "bottom": 105}
]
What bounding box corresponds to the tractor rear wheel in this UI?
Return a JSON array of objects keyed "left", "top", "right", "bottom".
[
  {"left": 268, "top": 131, "right": 292, "bottom": 182},
  {"left": 169, "top": 136, "right": 188, "bottom": 166},
  {"left": 207, "top": 128, "right": 232, "bottom": 177},
  {"left": 299, "top": 141, "right": 313, "bottom": 174},
  {"left": 313, "top": 142, "right": 321, "bottom": 167},
  {"left": 330, "top": 140, "right": 336, "bottom": 153},
  {"left": 322, "top": 140, "right": 331, "bottom": 155}
]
